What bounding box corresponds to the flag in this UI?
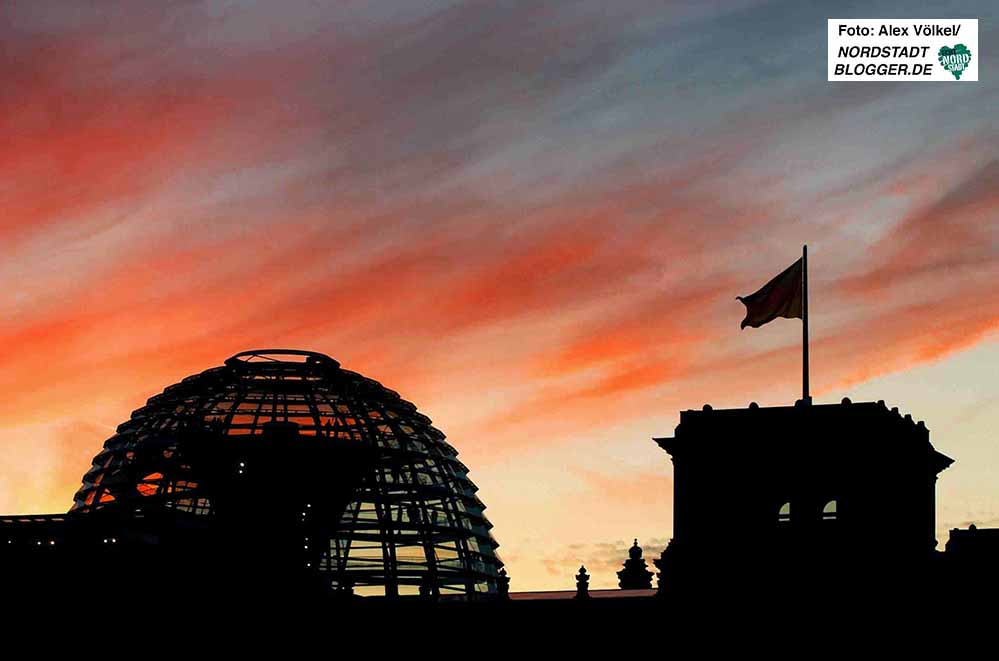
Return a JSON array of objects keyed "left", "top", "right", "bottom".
[{"left": 737, "top": 258, "right": 803, "bottom": 329}]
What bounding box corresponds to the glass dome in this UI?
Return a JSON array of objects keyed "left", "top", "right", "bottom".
[{"left": 71, "top": 349, "right": 503, "bottom": 597}]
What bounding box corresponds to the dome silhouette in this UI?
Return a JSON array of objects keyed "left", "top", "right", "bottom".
[{"left": 71, "top": 349, "right": 503, "bottom": 597}]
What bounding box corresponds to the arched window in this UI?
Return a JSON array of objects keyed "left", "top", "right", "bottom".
[
  {"left": 778, "top": 501, "right": 791, "bottom": 524},
  {"left": 822, "top": 500, "right": 837, "bottom": 521}
]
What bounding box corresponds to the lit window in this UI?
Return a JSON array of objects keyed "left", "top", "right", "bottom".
[
  {"left": 136, "top": 483, "right": 158, "bottom": 497},
  {"left": 778, "top": 502, "right": 791, "bottom": 524},
  {"left": 823, "top": 500, "right": 837, "bottom": 521}
]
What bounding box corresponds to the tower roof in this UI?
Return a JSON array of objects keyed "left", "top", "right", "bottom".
[{"left": 656, "top": 399, "right": 953, "bottom": 475}]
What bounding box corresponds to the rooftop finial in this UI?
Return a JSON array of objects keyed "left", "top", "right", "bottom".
[
  {"left": 618, "top": 539, "right": 653, "bottom": 589},
  {"left": 575, "top": 565, "right": 590, "bottom": 599}
]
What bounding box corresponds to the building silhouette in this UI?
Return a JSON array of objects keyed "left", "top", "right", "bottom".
[
  {"left": 0, "top": 350, "right": 504, "bottom": 601},
  {"left": 1, "top": 351, "right": 995, "bottom": 615},
  {"left": 944, "top": 523, "right": 999, "bottom": 594},
  {"left": 654, "top": 398, "right": 954, "bottom": 601}
]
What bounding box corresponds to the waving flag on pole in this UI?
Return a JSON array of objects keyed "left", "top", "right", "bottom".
[
  {"left": 737, "top": 258, "right": 803, "bottom": 329},
  {"left": 737, "top": 246, "right": 810, "bottom": 403}
]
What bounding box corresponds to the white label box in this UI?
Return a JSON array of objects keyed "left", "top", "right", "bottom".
[{"left": 828, "top": 19, "right": 978, "bottom": 81}]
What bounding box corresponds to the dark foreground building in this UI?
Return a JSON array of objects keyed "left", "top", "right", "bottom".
[
  {"left": 1, "top": 356, "right": 995, "bottom": 620},
  {"left": 1, "top": 350, "right": 503, "bottom": 602},
  {"left": 652, "top": 398, "right": 999, "bottom": 606},
  {"left": 655, "top": 399, "right": 952, "bottom": 597}
]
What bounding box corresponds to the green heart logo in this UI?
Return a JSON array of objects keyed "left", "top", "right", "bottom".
[{"left": 938, "top": 44, "right": 972, "bottom": 80}]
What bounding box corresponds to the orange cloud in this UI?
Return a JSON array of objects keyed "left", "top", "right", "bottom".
[{"left": 2, "top": 1, "right": 998, "bottom": 596}]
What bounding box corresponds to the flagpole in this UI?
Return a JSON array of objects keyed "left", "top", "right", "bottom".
[{"left": 802, "top": 244, "right": 810, "bottom": 404}]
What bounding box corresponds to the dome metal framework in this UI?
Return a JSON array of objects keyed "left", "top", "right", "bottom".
[{"left": 72, "top": 349, "right": 503, "bottom": 597}]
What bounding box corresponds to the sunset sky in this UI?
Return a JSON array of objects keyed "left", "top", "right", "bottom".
[{"left": 1, "top": 1, "right": 996, "bottom": 590}]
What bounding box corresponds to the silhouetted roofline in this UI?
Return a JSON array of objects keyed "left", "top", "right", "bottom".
[
  {"left": 665, "top": 398, "right": 929, "bottom": 426},
  {"left": 655, "top": 398, "right": 954, "bottom": 472},
  {"left": 225, "top": 349, "right": 340, "bottom": 367}
]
